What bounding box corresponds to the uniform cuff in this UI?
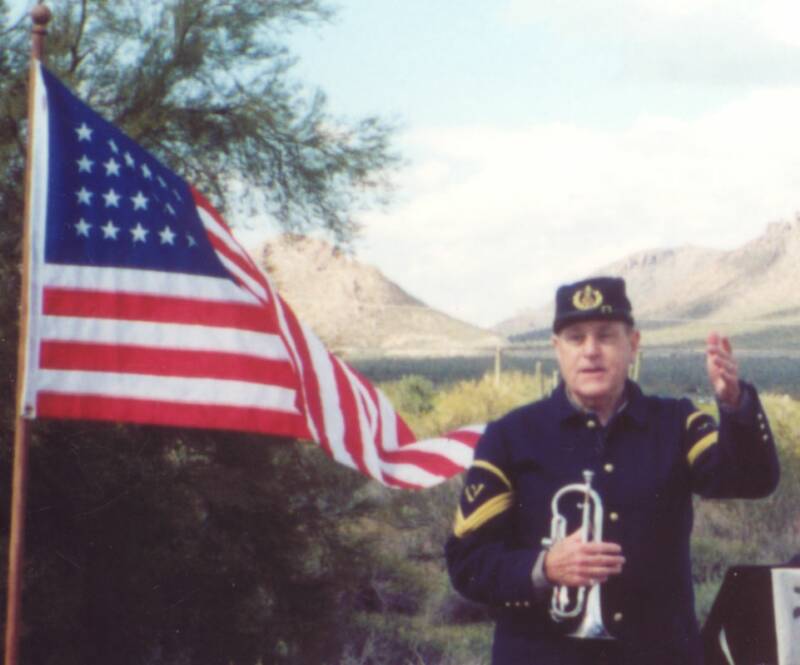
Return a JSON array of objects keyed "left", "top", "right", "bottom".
[
  {"left": 718, "top": 381, "right": 754, "bottom": 419},
  {"left": 531, "top": 549, "right": 551, "bottom": 598}
]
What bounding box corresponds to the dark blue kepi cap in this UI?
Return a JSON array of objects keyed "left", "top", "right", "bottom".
[{"left": 553, "top": 276, "right": 634, "bottom": 333}]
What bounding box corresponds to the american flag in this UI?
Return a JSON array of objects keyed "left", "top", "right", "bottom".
[{"left": 21, "top": 63, "right": 480, "bottom": 489}]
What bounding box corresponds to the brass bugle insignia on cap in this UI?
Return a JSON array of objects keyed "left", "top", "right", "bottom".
[{"left": 572, "top": 285, "right": 603, "bottom": 311}]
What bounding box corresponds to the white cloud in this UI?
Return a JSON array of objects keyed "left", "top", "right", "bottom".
[
  {"left": 757, "top": 2, "right": 800, "bottom": 47},
  {"left": 503, "top": 0, "right": 799, "bottom": 42},
  {"left": 358, "top": 87, "right": 800, "bottom": 327},
  {"left": 500, "top": 1, "right": 800, "bottom": 89}
]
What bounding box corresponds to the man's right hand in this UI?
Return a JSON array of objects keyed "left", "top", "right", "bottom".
[{"left": 543, "top": 528, "right": 625, "bottom": 587}]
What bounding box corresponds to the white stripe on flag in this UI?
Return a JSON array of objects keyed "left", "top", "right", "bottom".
[
  {"left": 393, "top": 436, "right": 476, "bottom": 469},
  {"left": 454, "top": 424, "right": 486, "bottom": 436},
  {"left": 378, "top": 390, "right": 402, "bottom": 452},
  {"left": 338, "top": 357, "right": 385, "bottom": 480},
  {"left": 378, "top": 461, "right": 449, "bottom": 489},
  {"left": 268, "top": 288, "right": 320, "bottom": 443},
  {"left": 197, "top": 206, "right": 249, "bottom": 259},
  {"left": 42, "top": 264, "right": 261, "bottom": 304},
  {"left": 215, "top": 251, "right": 269, "bottom": 302},
  {"left": 22, "top": 62, "right": 51, "bottom": 415},
  {"left": 303, "top": 323, "right": 358, "bottom": 469},
  {"left": 35, "top": 369, "right": 300, "bottom": 411},
  {"left": 41, "top": 316, "right": 290, "bottom": 360}
]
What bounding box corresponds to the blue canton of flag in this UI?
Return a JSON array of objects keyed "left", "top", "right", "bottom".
[{"left": 42, "top": 67, "right": 227, "bottom": 278}]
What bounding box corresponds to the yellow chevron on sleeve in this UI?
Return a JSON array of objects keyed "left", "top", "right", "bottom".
[
  {"left": 471, "top": 460, "right": 512, "bottom": 489},
  {"left": 686, "top": 410, "right": 707, "bottom": 430},
  {"left": 453, "top": 492, "right": 513, "bottom": 538},
  {"left": 687, "top": 431, "right": 718, "bottom": 466}
]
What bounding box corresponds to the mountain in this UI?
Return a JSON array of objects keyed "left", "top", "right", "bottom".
[
  {"left": 252, "top": 235, "right": 504, "bottom": 357},
  {"left": 497, "top": 218, "right": 800, "bottom": 348}
]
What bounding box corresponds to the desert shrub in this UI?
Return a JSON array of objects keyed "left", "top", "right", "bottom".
[
  {"left": 691, "top": 393, "right": 800, "bottom": 623},
  {"left": 425, "top": 371, "right": 545, "bottom": 435},
  {"left": 382, "top": 375, "right": 437, "bottom": 417}
]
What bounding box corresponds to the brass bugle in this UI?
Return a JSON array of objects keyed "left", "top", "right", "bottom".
[{"left": 541, "top": 470, "right": 614, "bottom": 640}]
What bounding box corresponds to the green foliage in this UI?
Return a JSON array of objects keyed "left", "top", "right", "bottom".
[
  {"left": 383, "top": 376, "right": 436, "bottom": 417},
  {"left": 342, "top": 614, "right": 490, "bottom": 665},
  {"left": 1, "top": 423, "right": 375, "bottom": 664},
  {"left": 425, "top": 371, "right": 548, "bottom": 436},
  {"left": 352, "top": 355, "right": 561, "bottom": 388},
  {"left": 381, "top": 375, "right": 437, "bottom": 436},
  {"left": 690, "top": 394, "right": 800, "bottom": 622},
  {"left": 1, "top": 0, "right": 397, "bottom": 249},
  {"left": 379, "top": 370, "right": 553, "bottom": 447}
]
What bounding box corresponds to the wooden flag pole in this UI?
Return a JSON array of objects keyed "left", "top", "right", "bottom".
[{"left": 4, "top": 5, "right": 51, "bottom": 665}]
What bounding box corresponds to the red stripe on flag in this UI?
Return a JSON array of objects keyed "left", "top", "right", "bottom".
[
  {"left": 43, "top": 288, "right": 274, "bottom": 332},
  {"left": 441, "top": 429, "right": 482, "bottom": 448},
  {"left": 206, "top": 231, "right": 265, "bottom": 289},
  {"left": 395, "top": 417, "right": 418, "bottom": 448},
  {"left": 331, "top": 355, "right": 372, "bottom": 478},
  {"left": 40, "top": 341, "right": 298, "bottom": 386},
  {"left": 382, "top": 475, "right": 426, "bottom": 490},
  {"left": 341, "top": 359, "right": 386, "bottom": 450},
  {"left": 192, "top": 188, "right": 270, "bottom": 295},
  {"left": 275, "top": 295, "right": 329, "bottom": 455},
  {"left": 36, "top": 393, "right": 311, "bottom": 438},
  {"left": 380, "top": 448, "right": 466, "bottom": 478},
  {"left": 335, "top": 361, "right": 417, "bottom": 449}
]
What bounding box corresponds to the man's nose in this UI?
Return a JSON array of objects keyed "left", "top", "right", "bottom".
[{"left": 582, "top": 335, "right": 600, "bottom": 355}]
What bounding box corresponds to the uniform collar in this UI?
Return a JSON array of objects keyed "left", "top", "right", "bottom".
[{"left": 552, "top": 379, "right": 648, "bottom": 429}]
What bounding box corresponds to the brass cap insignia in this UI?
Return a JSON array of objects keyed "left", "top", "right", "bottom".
[{"left": 572, "top": 284, "right": 603, "bottom": 311}]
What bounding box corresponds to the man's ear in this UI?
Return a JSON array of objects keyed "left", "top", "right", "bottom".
[{"left": 629, "top": 328, "right": 641, "bottom": 355}]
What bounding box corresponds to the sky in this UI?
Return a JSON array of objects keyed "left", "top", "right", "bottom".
[
  {"left": 279, "top": 0, "right": 800, "bottom": 327},
  {"left": 11, "top": 1, "right": 800, "bottom": 327}
]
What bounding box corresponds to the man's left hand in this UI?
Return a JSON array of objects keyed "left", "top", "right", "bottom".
[{"left": 706, "top": 332, "right": 741, "bottom": 409}]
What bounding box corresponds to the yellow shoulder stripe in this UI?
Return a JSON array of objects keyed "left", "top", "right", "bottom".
[
  {"left": 686, "top": 410, "right": 707, "bottom": 430},
  {"left": 471, "top": 460, "right": 512, "bottom": 489},
  {"left": 687, "top": 431, "right": 718, "bottom": 466},
  {"left": 453, "top": 492, "right": 513, "bottom": 538}
]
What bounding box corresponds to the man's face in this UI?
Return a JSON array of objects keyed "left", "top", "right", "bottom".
[{"left": 552, "top": 320, "right": 640, "bottom": 407}]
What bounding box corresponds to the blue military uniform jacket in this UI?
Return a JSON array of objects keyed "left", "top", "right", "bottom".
[{"left": 446, "top": 380, "right": 780, "bottom": 665}]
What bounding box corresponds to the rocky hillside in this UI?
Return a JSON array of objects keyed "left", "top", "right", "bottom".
[
  {"left": 497, "top": 218, "right": 800, "bottom": 347},
  {"left": 253, "top": 235, "right": 504, "bottom": 357}
]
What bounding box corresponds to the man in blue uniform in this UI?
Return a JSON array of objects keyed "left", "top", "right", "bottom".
[{"left": 446, "top": 276, "right": 780, "bottom": 665}]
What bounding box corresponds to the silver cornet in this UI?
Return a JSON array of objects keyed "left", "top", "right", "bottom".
[{"left": 541, "top": 470, "right": 614, "bottom": 640}]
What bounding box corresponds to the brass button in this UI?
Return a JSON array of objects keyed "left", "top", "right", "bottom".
[
  {"left": 757, "top": 412, "right": 764, "bottom": 420},
  {"left": 587, "top": 420, "right": 597, "bottom": 429},
  {"left": 523, "top": 601, "right": 530, "bottom": 608},
  {"left": 604, "top": 463, "right": 614, "bottom": 473},
  {"left": 609, "top": 512, "right": 619, "bottom": 522},
  {"left": 613, "top": 612, "right": 623, "bottom": 622},
  {"left": 762, "top": 434, "right": 770, "bottom": 442}
]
